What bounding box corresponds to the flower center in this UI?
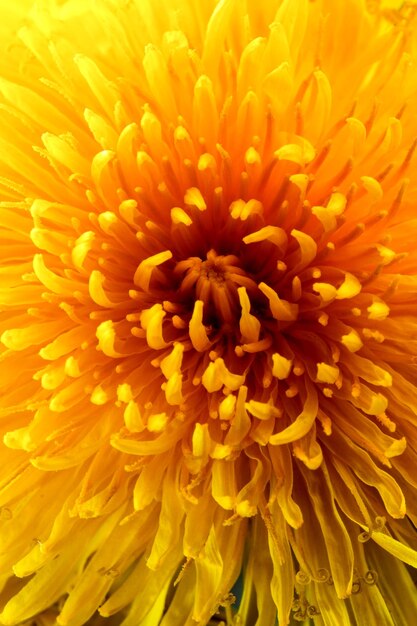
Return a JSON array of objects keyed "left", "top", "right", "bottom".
[{"left": 175, "top": 249, "right": 255, "bottom": 326}]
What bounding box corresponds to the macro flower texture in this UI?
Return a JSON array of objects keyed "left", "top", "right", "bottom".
[{"left": 2, "top": 0, "right": 417, "bottom": 624}]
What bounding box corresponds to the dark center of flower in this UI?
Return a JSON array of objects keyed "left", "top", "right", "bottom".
[{"left": 175, "top": 249, "right": 257, "bottom": 326}]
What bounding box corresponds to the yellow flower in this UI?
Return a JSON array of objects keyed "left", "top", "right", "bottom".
[{"left": 1, "top": 0, "right": 417, "bottom": 624}]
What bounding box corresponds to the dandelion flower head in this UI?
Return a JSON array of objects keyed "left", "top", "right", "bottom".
[{"left": 1, "top": 0, "right": 417, "bottom": 624}]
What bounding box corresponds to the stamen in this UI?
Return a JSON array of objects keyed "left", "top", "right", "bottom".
[
  {"left": 123, "top": 401, "right": 145, "bottom": 432},
  {"left": 171, "top": 207, "right": 193, "bottom": 226},
  {"left": 242, "top": 225, "right": 287, "bottom": 249},
  {"left": 272, "top": 353, "right": 293, "bottom": 380},
  {"left": 133, "top": 250, "right": 173, "bottom": 291},
  {"left": 184, "top": 187, "right": 207, "bottom": 211},
  {"left": 88, "top": 270, "right": 116, "bottom": 307},
  {"left": 245, "top": 146, "right": 261, "bottom": 165},
  {"left": 96, "top": 321, "right": 123, "bottom": 357},
  {"left": 259, "top": 282, "right": 299, "bottom": 322},
  {"left": 238, "top": 286, "right": 261, "bottom": 343},
  {"left": 236, "top": 336, "right": 273, "bottom": 354},
  {"left": 229, "top": 198, "right": 263, "bottom": 220},
  {"left": 164, "top": 371, "right": 184, "bottom": 405},
  {"left": 341, "top": 330, "right": 363, "bottom": 352},
  {"left": 140, "top": 303, "right": 169, "bottom": 349},
  {"left": 189, "top": 300, "right": 212, "bottom": 352},
  {"left": 360, "top": 176, "right": 383, "bottom": 201},
  {"left": 160, "top": 343, "right": 184, "bottom": 379}
]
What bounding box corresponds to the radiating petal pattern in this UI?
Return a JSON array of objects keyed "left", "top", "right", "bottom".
[{"left": 1, "top": 1, "right": 417, "bottom": 625}]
